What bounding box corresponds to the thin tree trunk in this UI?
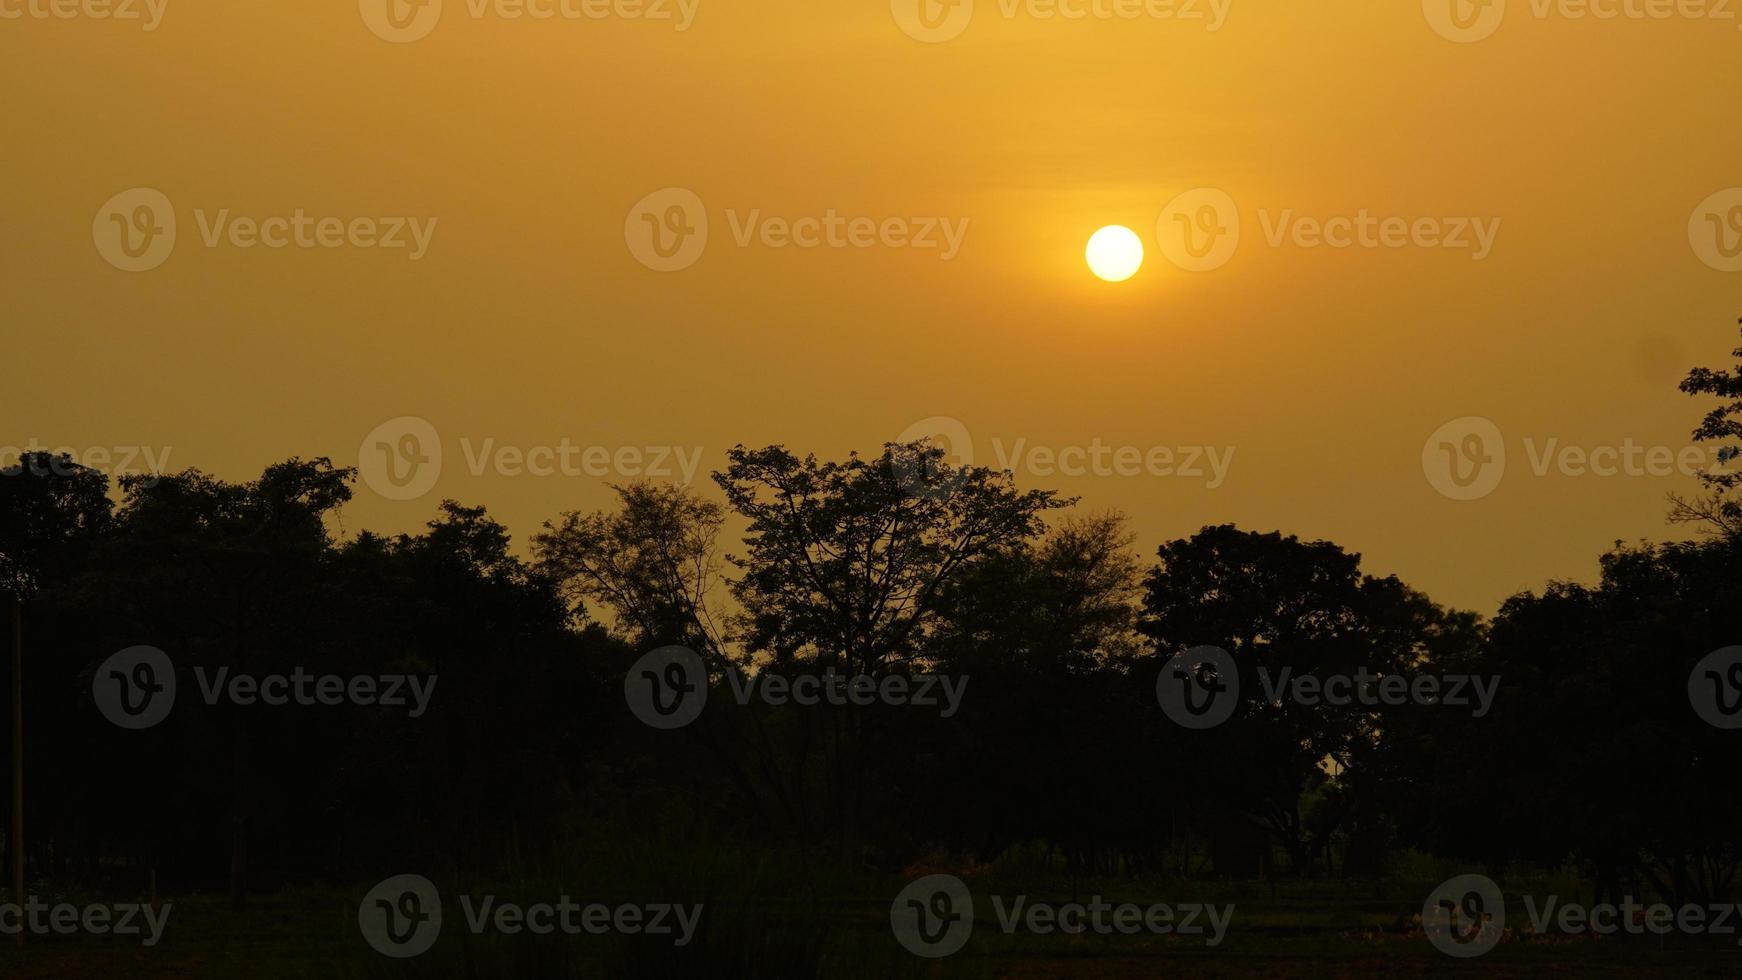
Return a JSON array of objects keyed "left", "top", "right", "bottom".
[
  {"left": 10, "top": 597, "right": 22, "bottom": 946},
  {"left": 229, "top": 721, "right": 249, "bottom": 909}
]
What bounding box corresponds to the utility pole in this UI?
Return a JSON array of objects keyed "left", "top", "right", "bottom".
[{"left": 10, "top": 597, "right": 21, "bottom": 947}]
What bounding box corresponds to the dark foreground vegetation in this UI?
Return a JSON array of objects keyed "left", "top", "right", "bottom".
[{"left": 0, "top": 325, "right": 1738, "bottom": 976}]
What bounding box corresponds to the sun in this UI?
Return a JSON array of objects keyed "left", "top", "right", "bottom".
[{"left": 1085, "top": 225, "right": 1143, "bottom": 282}]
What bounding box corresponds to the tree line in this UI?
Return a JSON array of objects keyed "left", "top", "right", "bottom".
[{"left": 0, "top": 325, "right": 1738, "bottom": 910}]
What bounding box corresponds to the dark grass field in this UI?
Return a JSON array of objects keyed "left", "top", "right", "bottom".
[{"left": 2, "top": 876, "right": 1737, "bottom": 979}]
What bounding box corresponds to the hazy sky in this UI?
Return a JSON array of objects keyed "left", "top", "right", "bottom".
[{"left": 6, "top": 0, "right": 1741, "bottom": 614}]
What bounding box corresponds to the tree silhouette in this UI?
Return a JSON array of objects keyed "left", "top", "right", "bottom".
[
  {"left": 1673, "top": 318, "right": 1742, "bottom": 536},
  {"left": 93, "top": 459, "right": 353, "bottom": 907},
  {"left": 1141, "top": 525, "right": 1477, "bottom": 875},
  {"left": 534, "top": 481, "right": 729, "bottom": 660},
  {"left": 716, "top": 441, "right": 1067, "bottom": 674}
]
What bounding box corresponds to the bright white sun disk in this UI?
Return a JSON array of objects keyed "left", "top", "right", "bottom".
[{"left": 1086, "top": 225, "right": 1143, "bottom": 282}]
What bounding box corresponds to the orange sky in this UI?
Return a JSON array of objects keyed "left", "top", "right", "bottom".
[{"left": 5, "top": 0, "right": 1741, "bottom": 613}]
